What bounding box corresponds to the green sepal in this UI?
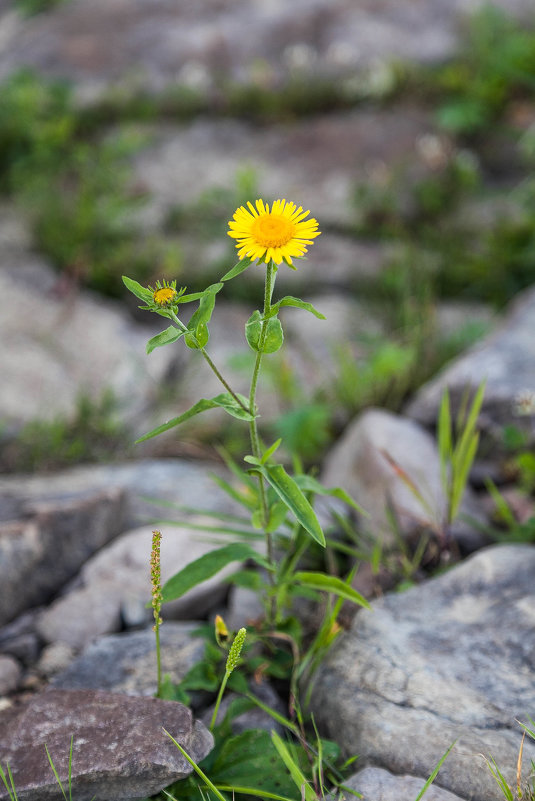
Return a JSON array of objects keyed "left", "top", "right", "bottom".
[
  {"left": 221, "top": 257, "right": 253, "bottom": 282},
  {"left": 293, "top": 571, "right": 371, "bottom": 609},
  {"left": 245, "top": 310, "right": 284, "bottom": 354},
  {"left": 161, "top": 542, "right": 270, "bottom": 603},
  {"left": 294, "top": 474, "right": 369, "bottom": 517},
  {"left": 269, "top": 296, "right": 325, "bottom": 320},
  {"left": 146, "top": 325, "right": 185, "bottom": 354},
  {"left": 122, "top": 275, "right": 153, "bottom": 304},
  {"left": 185, "top": 282, "right": 223, "bottom": 349},
  {"left": 135, "top": 392, "right": 254, "bottom": 443},
  {"left": 247, "top": 463, "right": 325, "bottom": 546}
]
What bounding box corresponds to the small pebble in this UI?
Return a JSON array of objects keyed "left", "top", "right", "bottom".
[{"left": 37, "top": 642, "right": 76, "bottom": 678}]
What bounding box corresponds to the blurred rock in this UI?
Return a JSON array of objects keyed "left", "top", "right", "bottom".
[
  {"left": 406, "top": 285, "right": 535, "bottom": 435},
  {"left": 37, "top": 519, "right": 252, "bottom": 649},
  {"left": 0, "top": 654, "right": 22, "bottom": 696},
  {"left": 0, "top": 0, "right": 531, "bottom": 102},
  {"left": 0, "top": 688, "right": 213, "bottom": 801},
  {"left": 0, "top": 488, "right": 125, "bottom": 626},
  {"left": 52, "top": 623, "right": 206, "bottom": 696},
  {"left": 309, "top": 545, "right": 535, "bottom": 801},
  {"left": 321, "top": 408, "right": 487, "bottom": 549},
  {"left": 338, "top": 767, "right": 468, "bottom": 801},
  {"left": 36, "top": 642, "right": 76, "bottom": 679}
]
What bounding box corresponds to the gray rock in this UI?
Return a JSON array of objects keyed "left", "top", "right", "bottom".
[
  {"left": 0, "top": 488, "right": 125, "bottom": 626},
  {"left": 0, "top": 688, "right": 213, "bottom": 801},
  {"left": 132, "top": 109, "right": 436, "bottom": 233},
  {"left": 0, "top": 0, "right": 531, "bottom": 102},
  {"left": 37, "top": 643, "right": 76, "bottom": 678},
  {"left": 339, "top": 766, "right": 467, "bottom": 801},
  {"left": 320, "top": 408, "right": 487, "bottom": 548},
  {"left": 308, "top": 545, "right": 535, "bottom": 801},
  {"left": 52, "top": 623, "right": 206, "bottom": 696},
  {"left": 0, "top": 654, "right": 22, "bottom": 696},
  {"left": 406, "top": 285, "right": 535, "bottom": 434},
  {"left": 0, "top": 609, "right": 43, "bottom": 666},
  {"left": 37, "top": 519, "right": 252, "bottom": 648},
  {"left": 0, "top": 259, "right": 179, "bottom": 431},
  {"left": 0, "top": 458, "right": 241, "bottom": 529}
]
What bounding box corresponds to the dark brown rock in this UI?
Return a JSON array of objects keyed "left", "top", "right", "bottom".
[{"left": 0, "top": 688, "right": 214, "bottom": 801}]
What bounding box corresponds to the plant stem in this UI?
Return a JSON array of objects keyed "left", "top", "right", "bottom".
[
  {"left": 168, "top": 310, "right": 250, "bottom": 414},
  {"left": 155, "top": 623, "right": 162, "bottom": 697},
  {"left": 248, "top": 261, "right": 277, "bottom": 621}
]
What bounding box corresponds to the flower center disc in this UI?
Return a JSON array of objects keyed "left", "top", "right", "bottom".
[
  {"left": 251, "top": 214, "right": 295, "bottom": 248},
  {"left": 153, "top": 287, "right": 176, "bottom": 305}
]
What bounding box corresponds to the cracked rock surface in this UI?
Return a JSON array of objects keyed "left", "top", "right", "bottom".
[{"left": 309, "top": 544, "right": 535, "bottom": 801}]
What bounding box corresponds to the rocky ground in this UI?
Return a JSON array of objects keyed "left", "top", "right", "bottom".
[{"left": 0, "top": 0, "right": 535, "bottom": 800}]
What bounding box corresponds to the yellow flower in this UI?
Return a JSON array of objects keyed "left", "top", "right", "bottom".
[
  {"left": 228, "top": 199, "right": 320, "bottom": 266},
  {"left": 153, "top": 286, "right": 177, "bottom": 306}
]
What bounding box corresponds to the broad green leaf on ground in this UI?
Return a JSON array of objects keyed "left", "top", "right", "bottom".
[
  {"left": 135, "top": 393, "right": 253, "bottom": 443},
  {"left": 162, "top": 543, "right": 270, "bottom": 603}
]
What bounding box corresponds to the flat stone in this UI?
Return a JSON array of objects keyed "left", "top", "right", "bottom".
[
  {"left": 0, "top": 688, "right": 213, "bottom": 801},
  {"left": 406, "top": 285, "right": 535, "bottom": 434},
  {"left": 0, "top": 488, "right": 125, "bottom": 626},
  {"left": 320, "top": 408, "right": 487, "bottom": 549},
  {"left": 339, "top": 766, "right": 468, "bottom": 801},
  {"left": 0, "top": 458, "right": 241, "bottom": 529},
  {"left": 309, "top": 545, "right": 535, "bottom": 801},
  {"left": 37, "top": 519, "right": 252, "bottom": 648},
  {"left": 52, "top": 623, "right": 206, "bottom": 696}
]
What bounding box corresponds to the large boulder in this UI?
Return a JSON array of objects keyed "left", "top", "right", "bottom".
[
  {"left": 320, "top": 408, "right": 486, "bottom": 549},
  {"left": 406, "top": 285, "right": 535, "bottom": 434},
  {"left": 0, "top": 688, "right": 213, "bottom": 801},
  {"left": 308, "top": 545, "right": 535, "bottom": 801}
]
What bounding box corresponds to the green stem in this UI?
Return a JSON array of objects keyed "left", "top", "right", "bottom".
[
  {"left": 210, "top": 671, "right": 230, "bottom": 731},
  {"left": 248, "top": 261, "right": 277, "bottom": 621},
  {"left": 168, "top": 310, "right": 250, "bottom": 415},
  {"left": 155, "top": 622, "right": 162, "bottom": 698}
]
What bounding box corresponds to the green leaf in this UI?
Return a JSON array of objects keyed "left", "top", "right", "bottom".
[
  {"left": 146, "top": 325, "right": 185, "bottom": 354},
  {"left": 221, "top": 257, "right": 253, "bottom": 282},
  {"left": 122, "top": 275, "right": 153, "bottom": 304},
  {"left": 293, "top": 571, "right": 371, "bottom": 609},
  {"left": 294, "top": 474, "right": 368, "bottom": 517},
  {"left": 162, "top": 543, "right": 269, "bottom": 603},
  {"left": 269, "top": 296, "right": 325, "bottom": 320},
  {"left": 245, "top": 311, "right": 284, "bottom": 354},
  {"left": 250, "top": 464, "right": 325, "bottom": 546},
  {"left": 438, "top": 389, "right": 452, "bottom": 493},
  {"left": 208, "top": 730, "right": 300, "bottom": 800},
  {"left": 185, "top": 283, "right": 223, "bottom": 349},
  {"left": 261, "top": 438, "right": 282, "bottom": 464},
  {"left": 413, "top": 741, "right": 457, "bottom": 801},
  {"left": 271, "top": 733, "right": 316, "bottom": 801},
  {"left": 135, "top": 393, "right": 254, "bottom": 443}
]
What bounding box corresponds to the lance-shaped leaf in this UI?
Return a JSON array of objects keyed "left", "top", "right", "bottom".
[
  {"left": 185, "top": 283, "right": 223, "bottom": 349},
  {"left": 269, "top": 296, "right": 325, "bottom": 320},
  {"left": 162, "top": 542, "right": 269, "bottom": 603},
  {"left": 135, "top": 393, "right": 254, "bottom": 443},
  {"left": 221, "top": 257, "right": 253, "bottom": 282},
  {"left": 293, "top": 474, "right": 368, "bottom": 517},
  {"left": 249, "top": 463, "right": 325, "bottom": 546},
  {"left": 293, "top": 571, "right": 371, "bottom": 609},
  {"left": 146, "top": 325, "right": 185, "bottom": 354},
  {"left": 122, "top": 275, "right": 154, "bottom": 304}
]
